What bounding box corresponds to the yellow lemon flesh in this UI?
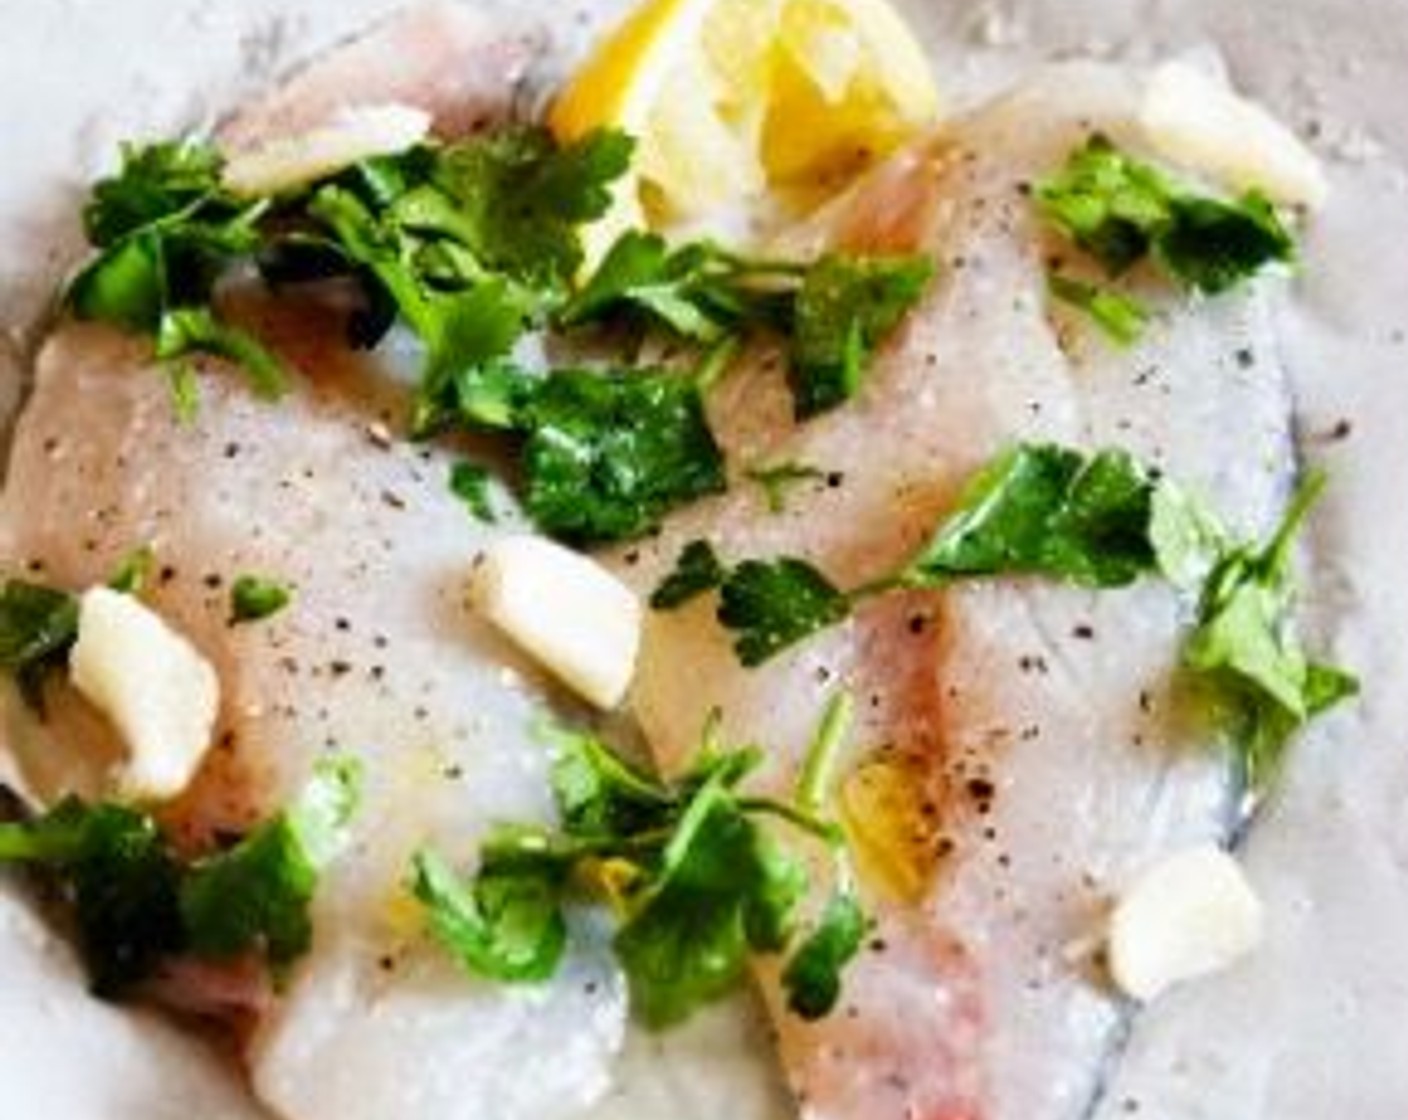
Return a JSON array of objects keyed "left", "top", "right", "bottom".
[{"left": 550, "top": 0, "right": 940, "bottom": 259}]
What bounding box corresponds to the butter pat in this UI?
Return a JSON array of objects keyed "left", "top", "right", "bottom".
[
  {"left": 223, "top": 103, "right": 431, "bottom": 196},
  {"left": 470, "top": 536, "right": 641, "bottom": 710},
  {"left": 1140, "top": 61, "right": 1328, "bottom": 209},
  {"left": 70, "top": 588, "right": 220, "bottom": 801},
  {"left": 1107, "top": 843, "right": 1263, "bottom": 1002}
]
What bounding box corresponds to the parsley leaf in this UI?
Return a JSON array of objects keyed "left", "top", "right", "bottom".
[
  {"left": 410, "top": 847, "right": 567, "bottom": 982},
  {"left": 558, "top": 232, "right": 792, "bottom": 341},
  {"left": 423, "top": 126, "right": 634, "bottom": 288},
  {"left": 1047, "top": 272, "right": 1149, "bottom": 346},
  {"left": 0, "top": 760, "right": 360, "bottom": 993},
  {"left": 154, "top": 308, "right": 289, "bottom": 399},
  {"left": 649, "top": 540, "right": 728, "bottom": 610},
  {"left": 229, "top": 575, "right": 292, "bottom": 624},
  {"left": 107, "top": 544, "right": 156, "bottom": 595},
  {"left": 745, "top": 461, "right": 826, "bottom": 514},
  {"left": 449, "top": 461, "right": 498, "bottom": 523},
  {"left": 0, "top": 799, "right": 184, "bottom": 995},
  {"left": 413, "top": 703, "right": 865, "bottom": 1028},
  {"left": 439, "top": 365, "right": 727, "bottom": 544},
  {"left": 1182, "top": 472, "right": 1358, "bottom": 789},
  {"left": 0, "top": 581, "right": 80, "bottom": 709},
  {"left": 780, "top": 889, "right": 867, "bottom": 1019},
  {"left": 789, "top": 254, "right": 934, "bottom": 417},
  {"left": 1036, "top": 135, "right": 1295, "bottom": 294},
  {"left": 82, "top": 141, "right": 227, "bottom": 247},
  {"left": 180, "top": 755, "right": 361, "bottom": 967},
  {"left": 717, "top": 558, "right": 853, "bottom": 667},
  {"left": 67, "top": 140, "right": 287, "bottom": 400},
  {"left": 900, "top": 444, "right": 1162, "bottom": 589}
]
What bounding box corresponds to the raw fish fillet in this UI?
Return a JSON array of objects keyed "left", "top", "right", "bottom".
[
  {"left": 611, "top": 63, "right": 1296, "bottom": 1120},
  {"left": 0, "top": 8, "right": 627, "bottom": 1120}
]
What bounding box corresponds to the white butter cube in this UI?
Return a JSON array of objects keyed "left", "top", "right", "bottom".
[
  {"left": 1108, "top": 843, "right": 1264, "bottom": 1002},
  {"left": 70, "top": 588, "right": 220, "bottom": 801},
  {"left": 223, "top": 103, "right": 431, "bottom": 196},
  {"left": 470, "top": 537, "right": 642, "bottom": 710},
  {"left": 1140, "top": 61, "right": 1328, "bottom": 209}
]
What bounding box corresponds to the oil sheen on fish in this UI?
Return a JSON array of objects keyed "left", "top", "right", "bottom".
[{"left": 610, "top": 63, "right": 1296, "bottom": 1120}]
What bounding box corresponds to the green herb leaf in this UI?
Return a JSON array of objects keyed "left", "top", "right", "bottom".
[
  {"left": 107, "top": 545, "right": 156, "bottom": 595},
  {"left": 69, "top": 140, "right": 264, "bottom": 336},
  {"left": 0, "top": 580, "right": 80, "bottom": 708},
  {"left": 82, "top": 140, "right": 227, "bottom": 248},
  {"left": 558, "top": 231, "right": 732, "bottom": 341},
  {"left": 515, "top": 368, "right": 728, "bottom": 544},
  {"left": 180, "top": 756, "right": 360, "bottom": 967},
  {"left": 229, "top": 574, "right": 292, "bottom": 624},
  {"left": 1154, "top": 191, "right": 1296, "bottom": 295},
  {"left": 1036, "top": 135, "right": 1295, "bottom": 294},
  {"left": 1048, "top": 272, "right": 1149, "bottom": 345},
  {"left": 0, "top": 799, "right": 184, "bottom": 995},
  {"left": 614, "top": 779, "right": 803, "bottom": 1027},
  {"left": 1182, "top": 473, "right": 1358, "bottom": 789},
  {"left": 745, "top": 461, "right": 826, "bottom": 514},
  {"left": 717, "top": 558, "right": 852, "bottom": 667},
  {"left": 650, "top": 540, "right": 728, "bottom": 610},
  {"left": 780, "top": 889, "right": 867, "bottom": 1020},
  {"left": 902, "top": 443, "right": 1162, "bottom": 589},
  {"left": 547, "top": 726, "right": 674, "bottom": 839},
  {"left": 448, "top": 461, "right": 498, "bottom": 523},
  {"left": 426, "top": 127, "right": 634, "bottom": 288},
  {"left": 154, "top": 308, "right": 289, "bottom": 400},
  {"left": 409, "top": 847, "right": 567, "bottom": 982},
  {"left": 789, "top": 254, "right": 934, "bottom": 417},
  {"left": 415, "top": 706, "right": 864, "bottom": 1028}
]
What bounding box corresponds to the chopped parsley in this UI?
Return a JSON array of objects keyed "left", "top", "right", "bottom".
[
  {"left": 0, "top": 580, "right": 80, "bottom": 710},
  {"left": 745, "top": 461, "right": 826, "bottom": 514},
  {"left": 436, "top": 364, "right": 727, "bottom": 544},
  {"left": 896, "top": 443, "right": 1166, "bottom": 589},
  {"left": 229, "top": 575, "right": 292, "bottom": 624},
  {"left": 0, "top": 757, "right": 360, "bottom": 994},
  {"left": 649, "top": 540, "right": 727, "bottom": 610},
  {"left": 106, "top": 544, "right": 157, "bottom": 595},
  {"left": 564, "top": 234, "right": 933, "bottom": 418},
  {"left": 1036, "top": 135, "right": 1295, "bottom": 295},
  {"left": 789, "top": 254, "right": 935, "bottom": 417},
  {"left": 181, "top": 755, "right": 361, "bottom": 968},
  {"left": 1181, "top": 472, "right": 1358, "bottom": 790},
  {"left": 652, "top": 445, "right": 1355, "bottom": 792},
  {"left": 717, "top": 558, "right": 853, "bottom": 668},
  {"left": 412, "top": 699, "right": 867, "bottom": 1027},
  {"left": 1047, "top": 272, "right": 1150, "bottom": 346},
  {"left": 67, "top": 140, "right": 288, "bottom": 399},
  {"left": 448, "top": 461, "right": 498, "bottom": 523}
]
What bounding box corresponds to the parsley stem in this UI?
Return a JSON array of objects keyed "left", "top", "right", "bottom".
[
  {"left": 794, "top": 692, "right": 853, "bottom": 817},
  {"left": 694, "top": 335, "right": 741, "bottom": 394},
  {"left": 736, "top": 799, "right": 843, "bottom": 847},
  {"left": 1264, "top": 468, "right": 1327, "bottom": 582}
]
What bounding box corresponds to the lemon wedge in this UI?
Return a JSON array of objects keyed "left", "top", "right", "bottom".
[{"left": 550, "top": 0, "right": 940, "bottom": 259}]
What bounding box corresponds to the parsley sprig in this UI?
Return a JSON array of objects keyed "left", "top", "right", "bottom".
[
  {"left": 560, "top": 230, "right": 934, "bottom": 418},
  {"left": 1038, "top": 135, "right": 1297, "bottom": 343},
  {"left": 651, "top": 444, "right": 1355, "bottom": 790},
  {"left": 412, "top": 697, "right": 868, "bottom": 1027},
  {"left": 0, "top": 757, "right": 360, "bottom": 994}
]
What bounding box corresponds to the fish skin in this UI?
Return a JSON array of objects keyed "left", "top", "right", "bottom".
[{"left": 610, "top": 63, "right": 1296, "bottom": 1120}]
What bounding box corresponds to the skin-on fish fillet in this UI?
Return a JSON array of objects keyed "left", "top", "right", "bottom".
[{"left": 609, "top": 63, "right": 1296, "bottom": 1120}]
